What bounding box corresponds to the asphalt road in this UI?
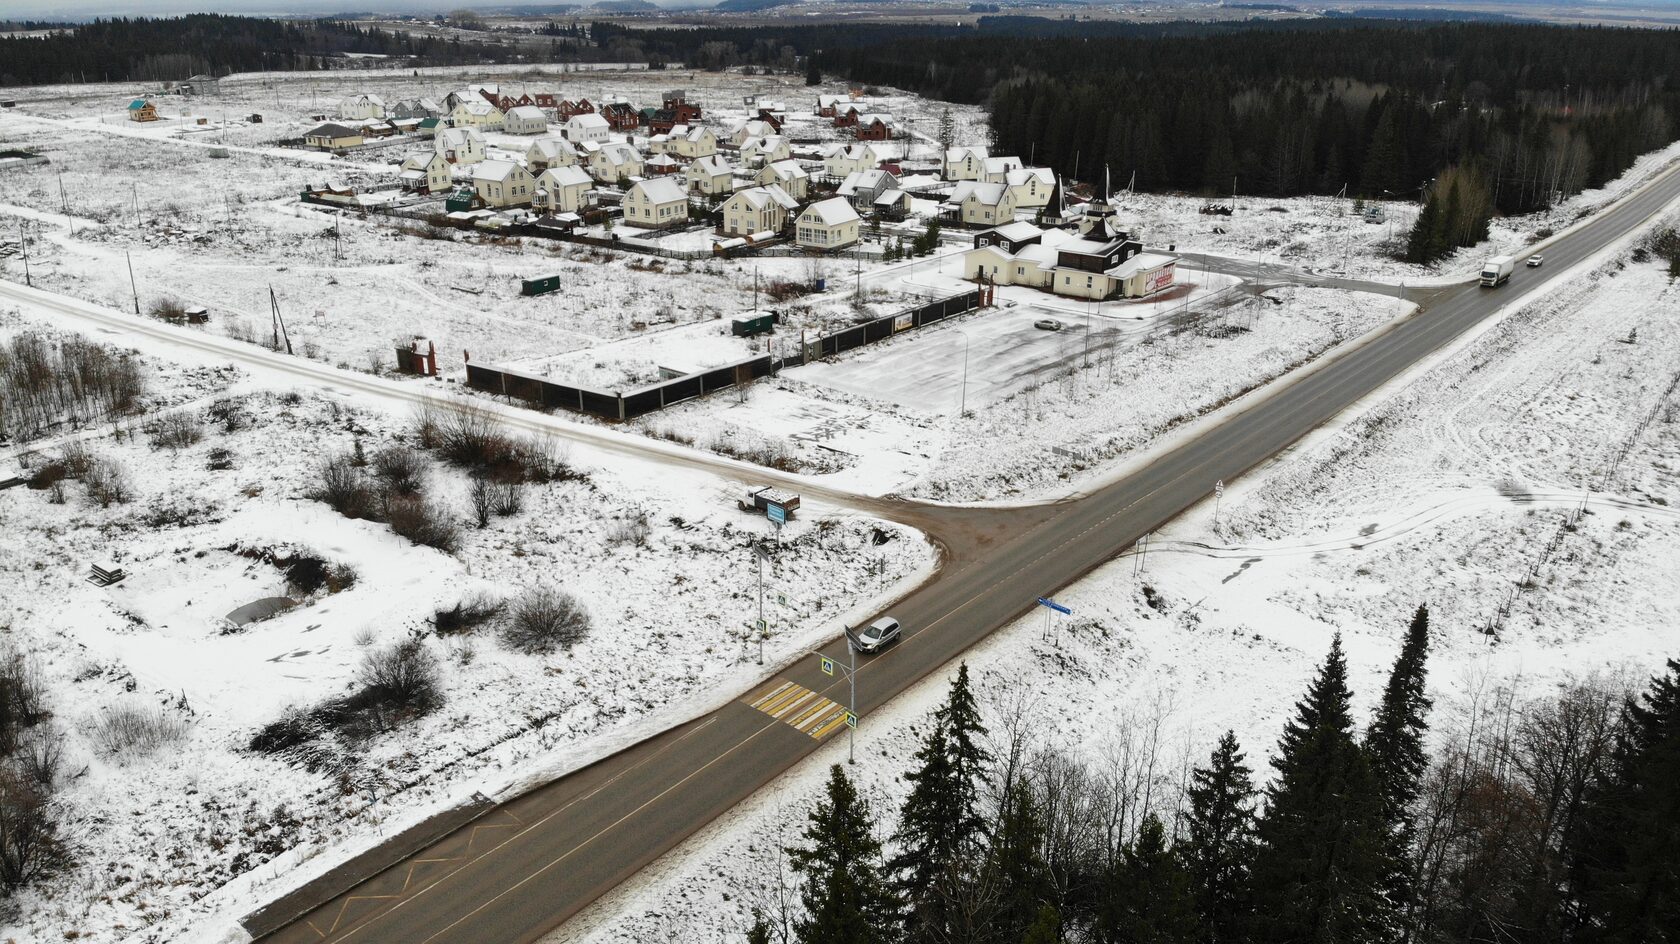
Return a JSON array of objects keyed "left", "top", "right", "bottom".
[{"left": 241, "top": 157, "right": 1680, "bottom": 944}]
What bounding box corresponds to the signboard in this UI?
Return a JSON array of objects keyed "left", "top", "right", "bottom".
[
  {"left": 754, "top": 617, "right": 768, "bottom": 632},
  {"left": 1035, "top": 597, "right": 1072, "bottom": 616},
  {"left": 1144, "top": 262, "right": 1176, "bottom": 296},
  {"left": 775, "top": 591, "right": 790, "bottom": 607},
  {"left": 1215, "top": 479, "right": 1224, "bottom": 498},
  {"left": 844, "top": 711, "right": 858, "bottom": 728},
  {"left": 893, "top": 313, "right": 914, "bottom": 333},
  {"left": 821, "top": 656, "right": 835, "bottom": 676},
  {"left": 767, "top": 503, "right": 787, "bottom": 525}
]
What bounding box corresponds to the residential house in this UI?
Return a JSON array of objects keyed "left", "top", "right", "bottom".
[
  {"left": 854, "top": 114, "right": 892, "bottom": 142},
  {"left": 181, "top": 73, "right": 220, "bottom": 96},
  {"left": 338, "top": 93, "right": 386, "bottom": 121},
  {"left": 472, "top": 160, "right": 536, "bottom": 209},
  {"left": 526, "top": 136, "right": 579, "bottom": 172},
  {"left": 833, "top": 104, "right": 863, "bottom": 128},
  {"left": 643, "top": 153, "right": 684, "bottom": 177},
  {"left": 739, "top": 135, "right": 790, "bottom": 167},
  {"left": 398, "top": 152, "right": 453, "bottom": 193},
  {"left": 720, "top": 184, "right": 799, "bottom": 237},
  {"left": 555, "top": 98, "right": 594, "bottom": 120},
  {"left": 416, "top": 116, "right": 444, "bottom": 137},
  {"left": 822, "top": 143, "right": 878, "bottom": 178},
  {"left": 1108, "top": 253, "right": 1178, "bottom": 298},
  {"left": 503, "top": 105, "right": 549, "bottom": 135},
  {"left": 435, "top": 127, "right": 486, "bottom": 165},
  {"left": 729, "top": 118, "right": 778, "bottom": 147},
  {"left": 757, "top": 160, "right": 810, "bottom": 200},
  {"left": 685, "top": 155, "right": 736, "bottom": 196},
  {"left": 451, "top": 99, "right": 505, "bottom": 130},
  {"left": 755, "top": 108, "right": 785, "bottom": 133},
  {"left": 661, "top": 125, "right": 715, "bottom": 157},
  {"left": 531, "top": 90, "right": 560, "bottom": 110},
  {"left": 563, "top": 112, "right": 610, "bottom": 144},
  {"left": 600, "top": 101, "right": 640, "bottom": 131},
  {"left": 795, "top": 198, "right": 861, "bottom": 251},
  {"left": 127, "top": 99, "right": 158, "bottom": 122},
  {"left": 963, "top": 224, "right": 1067, "bottom": 289},
  {"left": 944, "top": 146, "right": 989, "bottom": 181},
  {"left": 533, "top": 165, "right": 593, "bottom": 214},
  {"left": 873, "top": 189, "right": 911, "bottom": 220},
  {"left": 815, "top": 94, "right": 847, "bottom": 118},
  {"left": 391, "top": 98, "right": 442, "bottom": 120},
  {"left": 946, "top": 181, "right": 1018, "bottom": 227},
  {"left": 623, "top": 177, "right": 690, "bottom": 229},
  {"left": 837, "top": 168, "right": 899, "bottom": 209},
  {"left": 586, "top": 141, "right": 644, "bottom": 184},
  {"left": 1006, "top": 166, "right": 1057, "bottom": 209},
  {"left": 303, "top": 123, "right": 363, "bottom": 149}
]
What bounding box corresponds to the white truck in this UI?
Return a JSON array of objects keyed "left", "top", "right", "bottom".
[{"left": 1480, "top": 255, "right": 1515, "bottom": 287}]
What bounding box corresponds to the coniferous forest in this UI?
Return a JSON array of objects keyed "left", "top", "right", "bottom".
[{"left": 760, "top": 617, "right": 1680, "bottom": 944}]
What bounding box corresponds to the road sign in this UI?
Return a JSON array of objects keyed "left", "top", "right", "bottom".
[
  {"left": 767, "top": 503, "right": 787, "bottom": 525},
  {"left": 754, "top": 617, "right": 768, "bottom": 632},
  {"left": 1036, "top": 597, "right": 1072, "bottom": 616},
  {"left": 775, "top": 591, "right": 790, "bottom": 607},
  {"left": 1215, "top": 479, "right": 1224, "bottom": 498},
  {"left": 821, "top": 656, "right": 834, "bottom": 676},
  {"left": 844, "top": 711, "right": 858, "bottom": 728}
]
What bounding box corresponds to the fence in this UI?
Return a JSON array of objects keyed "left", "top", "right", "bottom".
[{"left": 466, "top": 289, "right": 982, "bottom": 421}]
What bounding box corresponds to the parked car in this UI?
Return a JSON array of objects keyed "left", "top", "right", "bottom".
[
  {"left": 1527, "top": 255, "right": 1544, "bottom": 267},
  {"left": 851, "top": 616, "right": 901, "bottom": 653},
  {"left": 1034, "top": 318, "right": 1064, "bottom": 332}
]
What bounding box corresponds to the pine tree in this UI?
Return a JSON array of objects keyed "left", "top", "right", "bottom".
[
  {"left": 787, "top": 764, "right": 898, "bottom": 944},
  {"left": 1405, "top": 192, "right": 1444, "bottom": 264},
  {"left": 1184, "top": 730, "right": 1258, "bottom": 943},
  {"left": 986, "top": 774, "right": 1052, "bottom": 941},
  {"left": 1364, "top": 605, "right": 1432, "bottom": 943},
  {"left": 1249, "top": 634, "right": 1386, "bottom": 944},
  {"left": 1022, "top": 904, "right": 1061, "bottom": 944},
  {"left": 938, "top": 106, "right": 956, "bottom": 153},
  {"left": 747, "top": 908, "right": 773, "bottom": 944},
  {"left": 1574, "top": 658, "right": 1680, "bottom": 943},
  {"left": 806, "top": 62, "right": 821, "bottom": 86},
  {"left": 1096, "top": 814, "right": 1198, "bottom": 943},
  {"left": 892, "top": 663, "right": 992, "bottom": 943}
]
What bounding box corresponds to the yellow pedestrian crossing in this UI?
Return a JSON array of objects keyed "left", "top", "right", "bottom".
[{"left": 748, "top": 680, "right": 850, "bottom": 739}]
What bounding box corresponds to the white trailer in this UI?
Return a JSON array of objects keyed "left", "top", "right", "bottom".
[{"left": 1480, "top": 255, "right": 1515, "bottom": 287}]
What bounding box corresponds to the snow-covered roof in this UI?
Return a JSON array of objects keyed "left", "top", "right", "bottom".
[
  {"left": 437, "top": 127, "right": 483, "bottom": 147},
  {"left": 631, "top": 177, "right": 687, "bottom": 204},
  {"left": 856, "top": 113, "right": 892, "bottom": 125},
  {"left": 400, "top": 153, "right": 438, "bottom": 171},
  {"left": 541, "top": 165, "right": 593, "bottom": 188},
  {"left": 457, "top": 100, "right": 496, "bottom": 116},
  {"left": 948, "top": 181, "right": 1010, "bottom": 207},
  {"left": 732, "top": 184, "right": 799, "bottom": 211},
  {"left": 983, "top": 156, "right": 1022, "bottom": 174},
  {"left": 689, "top": 155, "right": 733, "bottom": 177},
  {"left": 873, "top": 189, "right": 907, "bottom": 206},
  {"left": 742, "top": 135, "right": 787, "bottom": 153},
  {"left": 990, "top": 221, "right": 1044, "bottom": 243},
  {"left": 567, "top": 113, "right": 609, "bottom": 129},
  {"left": 473, "top": 160, "right": 525, "bottom": 183},
  {"left": 824, "top": 143, "right": 876, "bottom": 161},
  {"left": 528, "top": 136, "right": 576, "bottom": 159},
  {"left": 1106, "top": 252, "right": 1178, "bottom": 279},
  {"left": 597, "top": 142, "right": 641, "bottom": 164},
  {"left": 507, "top": 105, "right": 546, "bottom": 121},
  {"left": 946, "top": 145, "right": 988, "bottom": 164},
  {"left": 762, "top": 160, "right": 808, "bottom": 181},
  {"left": 838, "top": 169, "right": 896, "bottom": 196},
  {"left": 802, "top": 197, "right": 860, "bottom": 227},
  {"left": 1016, "top": 244, "right": 1061, "bottom": 268},
  {"left": 1007, "top": 166, "right": 1055, "bottom": 187}
]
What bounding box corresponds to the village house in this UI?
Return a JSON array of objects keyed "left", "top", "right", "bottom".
[
  {"left": 833, "top": 104, "right": 863, "bottom": 128},
  {"left": 623, "top": 177, "right": 690, "bottom": 229},
  {"left": 338, "top": 93, "right": 386, "bottom": 121},
  {"left": 685, "top": 155, "right": 737, "bottom": 196},
  {"left": 872, "top": 188, "right": 912, "bottom": 220},
  {"left": 946, "top": 181, "right": 1018, "bottom": 227},
  {"left": 586, "top": 141, "right": 644, "bottom": 184},
  {"left": 563, "top": 112, "right": 610, "bottom": 144},
  {"left": 823, "top": 143, "right": 879, "bottom": 178},
  {"left": 451, "top": 98, "right": 505, "bottom": 130},
  {"left": 729, "top": 118, "right": 779, "bottom": 147},
  {"left": 416, "top": 116, "right": 444, "bottom": 137},
  {"left": 838, "top": 168, "right": 899, "bottom": 209},
  {"left": 795, "top": 198, "right": 862, "bottom": 251},
  {"left": 472, "top": 160, "right": 536, "bottom": 209},
  {"left": 555, "top": 98, "right": 594, "bottom": 120},
  {"left": 720, "top": 184, "right": 800, "bottom": 237},
  {"left": 755, "top": 108, "right": 785, "bottom": 133},
  {"left": 1007, "top": 167, "right": 1058, "bottom": 208},
  {"left": 502, "top": 105, "right": 549, "bottom": 135},
  {"left": 757, "top": 160, "right": 810, "bottom": 200},
  {"left": 398, "top": 152, "right": 453, "bottom": 193},
  {"left": 643, "top": 153, "right": 684, "bottom": 177},
  {"left": 435, "top": 127, "right": 486, "bottom": 164},
  {"left": 526, "top": 136, "right": 579, "bottom": 172},
  {"left": 181, "top": 73, "right": 219, "bottom": 96},
  {"left": 739, "top": 135, "right": 791, "bottom": 167},
  {"left": 666, "top": 125, "right": 717, "bottom": 159},
  {"left": 390, "top": 98, "right": 442, "bottom": 120},
  {"left": 814, "top": 94, "right": 847, "bottom": 118},
  {"left": 944, "top": 146, "right": 990, "bottom": 181},
  {"left": 1045, "top": 234, "right": 1179, "bottom": 300},
  {"left": 963, "top": 223, "right": 1065, "bottom": 288},
  {"left": 979, "top": 155, "right": 1025, "bottom": 184},
  {"left": 127, "top": 99, "right": 158, "bottom": 122},
  {"left": 303, "top": 122, "right": 363, "bottom": 150},
  {"left": 854, "top": 114, "right": 893, "bottom": 142},
  {"left": 444, "top": 85, "right": 494, "bottom": 112},
  {"left": 533, "top": 165, "right": 594, "bottom": 214},
  {"left": 600, "top": 101, "right": 640, "bottom": 131}
]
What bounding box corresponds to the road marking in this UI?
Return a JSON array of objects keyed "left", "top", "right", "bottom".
[{"left": 749, "top": 680, "right": 848, "bottom": 738}]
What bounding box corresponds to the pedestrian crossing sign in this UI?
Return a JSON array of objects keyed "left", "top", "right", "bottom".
[
  {"left": 844, "top": 711, "right": 858, "bottom": 728},
  {"left": 821, "top": 656, "right": 834, "bottom": 676}
]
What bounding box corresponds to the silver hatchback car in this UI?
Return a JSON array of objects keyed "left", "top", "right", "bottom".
[{"left": 852, "top": 616, "right": 902, "bottom": 653}]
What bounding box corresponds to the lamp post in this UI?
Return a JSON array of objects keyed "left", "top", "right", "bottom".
[
  {"left": 813, "top": 643, "right": 858, "bottom": 764},
  {"left": 956, "top": 328, "right": 971, "bottom": 416}
]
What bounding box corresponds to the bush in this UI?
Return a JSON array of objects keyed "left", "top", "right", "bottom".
[
  {"left": 434, "top": 592, "right": 505, "bottom": 635},
  {"left": 0, "top": 770, "right": 68, "bottom": 888},
  {"left": 279, "top": 554, "right": 356, "bottom": 596},
  {"left": 387, "top": 496, "right": 460, "bottom": 552},
  {"left": 0, "top": 652, "right": 48, "bottom": 758},
  {"left": 372, "top": 445, "right": 426, "bottom": 496},
  {"left": 502, "top": 587, "right": 592, "bottom": 654},
  {"left": 314, "top": 451, "right": 375, "bottom": 519},
  {"left": 357, "top": 639, "right": 441, "bottom": 717},
  {"left": 148, "top": 411, "right": 204, "bottom": 450},
  {"left": 81, "top": 455, "right": 133, "bottom": 507},
  {"left": 148, "top": 297, "right": 186, "bottom": 322},
  {"left": 91, "top": 703, "right": 188, "bottom": 758},
  {"left": 0, "top": 333, "right": 146, "bottom": 442}
]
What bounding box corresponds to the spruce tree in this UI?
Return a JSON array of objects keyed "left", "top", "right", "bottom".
[
  {"left": 787, "top": 764, "right": 898, "bottom": 944},
  {"left": 1249, "top": 634, "right": 1386, "bottom": 944},
  {"left": 1574, "top": 658, "right": 1680, "bottom": 944},
  {"left": 986, "top": 775, "right": 1053, "bottom": 941},
  {"left": 1184, "top": 730, "right": 1258, "bottom": 943},
  {"left": 806, "top": 62, "right": 821, "bottom": 86},
  {"left": 746, "top": 908, "right": 772, "bottom": 944},
  {"left": 1406, "top": 194, "right": 1442, "bottom": 264},
  {"left": 1364, "top": 605, "right": 1432, "bottom": 942},
  {"left": 1096, "top": 814, "right": 1198, "bottom": 943},
  {"left": 1022, "top": 904, "right": 1061, "bottom": 944}
]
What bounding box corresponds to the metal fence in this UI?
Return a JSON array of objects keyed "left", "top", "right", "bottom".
[{"left": 466, "top": 289, "right": 982, "bottom": 421}]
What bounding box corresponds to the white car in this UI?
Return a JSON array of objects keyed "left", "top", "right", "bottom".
[
  {"left": 852, "top": 616, "right": 901, "bottom": 653},
  {"left": 1527, "top": 255, "right": 1544, "bottom": 267}
]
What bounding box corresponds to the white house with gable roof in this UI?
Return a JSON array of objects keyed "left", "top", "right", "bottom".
[
  {"left": 338, "top": 93, "right": 385, "bottom": 121},
  {"left": 502, "top": 105, "right": 549, "bottom": 135},
  {"left": 623, "top": 177, "right": 690, "bottom": 229},
  {"left": 533, "top": 165, "right": 593, "bottom": 214},
  {"left": 563, "top": 112, "right": 610, "bottom": 144},
  {"left": 720, "top": 184, "right": 799, "bottom": 236},
  {"left": 472, "top": 160, "right": 535, "bottom": 208},
  {"left": 795, "top": 197, "right": 860, "bottom": 251},
  {"left": 435, "top": 127, "right": 486, "bottom": 164}
]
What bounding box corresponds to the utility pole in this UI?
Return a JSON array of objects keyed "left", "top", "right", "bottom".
[
  {"left": 958, "top": 329, "right": 970, "bottom": 416},
  {"left": 58, "top": 172, "right": 73, "bottom": 236},
  {"left": 754, "top": 540, "right": 767, "bottom": 665},
  {"left": 815, "top": 644, "right": 859, "bottom": 764},
  {"left": 125, "top": 251, "right": 139, "bottom": 315},
  {"left": 131, "top": 182, "right": 141, "bottom": 231},
  {"left": 18, "top": 219, "right": 29, "bottom": 287}
]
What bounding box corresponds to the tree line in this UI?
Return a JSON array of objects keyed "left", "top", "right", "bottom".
[
  {"left": 759, "top": 608, "right": 1680, "bottom": 943},
  {"left": 0, "top": 15, "right": 509, "bottom": 86}
]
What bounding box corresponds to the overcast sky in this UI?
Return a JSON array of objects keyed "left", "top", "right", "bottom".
[{"left": 6, "top": 0, "right": 709, "bottom": 18}]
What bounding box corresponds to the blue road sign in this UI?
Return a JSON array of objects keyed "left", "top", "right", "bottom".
[
  {"left": 1036, "top": 597, "right": 1072, "bottom": 615},
  {"left": 767, "top": 503, "right": 787, "bottom": 524}
]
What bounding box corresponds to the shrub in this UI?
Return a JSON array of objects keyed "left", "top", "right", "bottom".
[
  {"left": 0, "top": 652, "right": 48, "bottom": 758},
  {"left": 608, "top": 509, "right": 652, "bottom": 547},
  {"left": 147, "top": 297, "right": 186, "bottom": 322},
  {"left": 357, "top": 639, "right": 441, "bottom": 717},
  {"left": 436, "top": 404, "right": 516, "bottom": 469},
  {"left": 81, "top": 455, "right": 133, "bottom": 507},
  {"left": 0, "top": 770, "right": 68, "bottom": 888},
  {"left": 502, "top": 587, "right": 592, "bottom": 654},
  {"left": 314, "top": 451, "right": 375, "bottom": 519},
  {"left": 91, "top": 703, "right": 188, "bottom": 758},
  {"left": 434, "top": 593, "right": 505, "bottom": 635},
  {"left": 372, "top": 445, "right": 425, "bottom": 496},
  {"left": 0, "top": 333, "right": 146, "bottom": 442},
  {"left": 387, "top": 496, "right": 460, "bottom": 552},
  {"left": 148, "top": 411, "right": 204, "bottom": 450},
  {"left": 280, "top": 554, "right": 356, "bottom": 596}
]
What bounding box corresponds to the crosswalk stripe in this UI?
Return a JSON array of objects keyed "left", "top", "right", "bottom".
[
  {"left": 744, "top": 678, "right": 849, "bottom": 740},
  {"left": 751, "top": 681, "right": 796, "bottom": 710}
]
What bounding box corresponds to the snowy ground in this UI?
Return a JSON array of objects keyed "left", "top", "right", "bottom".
[
  {"left": 541, "top": 212, "right": 1680, "bottom": 944},
  {"left": 0, "top": 298, "right": 933, "bottom": 943}
]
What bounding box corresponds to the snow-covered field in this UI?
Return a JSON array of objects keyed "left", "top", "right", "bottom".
[{"left": 543, "top": 214, "right": 1680, "bottom": 944}]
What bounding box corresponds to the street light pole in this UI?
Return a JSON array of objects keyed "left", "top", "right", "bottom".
[{"left": 958, "top": 329, "right": 970, "bottom": 415}]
